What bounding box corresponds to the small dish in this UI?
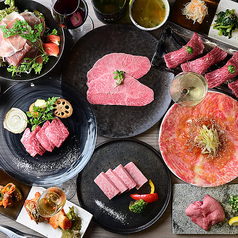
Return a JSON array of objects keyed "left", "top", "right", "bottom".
[{"left": 129, "top": 0, "right": 170, "bottom": 31}]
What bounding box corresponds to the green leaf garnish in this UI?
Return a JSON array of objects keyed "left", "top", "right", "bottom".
[
  {"left": 228, "top": 65, "right": 235, "bottom": 74},
  {"left": 113, "top": 70, "right": 125, "bottom": 87},
  {"left": 186, "top": 46, "right": 193, "bottom": 54}
]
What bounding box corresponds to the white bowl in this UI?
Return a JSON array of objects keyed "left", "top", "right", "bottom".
[{"left": 129, "top": 0, "right": 170, "bottom": 31}]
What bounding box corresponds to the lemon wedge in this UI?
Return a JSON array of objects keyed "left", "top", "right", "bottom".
[{"left": 229, "top": 217, "right": 238, "bottom": 226}]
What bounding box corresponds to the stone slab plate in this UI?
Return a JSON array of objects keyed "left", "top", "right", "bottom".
[
  {"left": 173, "top": 184, "right": 238, "bottom": 234},
  {"left": 61, "top": 24, "right": 173, "bottom": 138}
]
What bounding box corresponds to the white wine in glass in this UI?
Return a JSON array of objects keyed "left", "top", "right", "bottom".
[
  {"left": 170, "top": 71, "right": 208, "bottom": 107},
  {"left": 36, "top": 187, "right": 66, "bottom": 218}
]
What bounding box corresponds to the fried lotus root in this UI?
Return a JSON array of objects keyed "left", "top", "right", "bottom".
[{"left": 53, "top": 99, "right": 73, "bottom": 118}]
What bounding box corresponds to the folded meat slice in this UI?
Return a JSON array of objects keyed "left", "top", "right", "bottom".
[
  {"left": 0, "top": 12, "right": 27, "bottom": 58},
  {"left": 36, "top": 121, "right": 55, "bottom": 152},
  {"left": 87, "top": 53, "right": 151, "bottom": 84},
  {"left": 205, "top": 51, "right": 238, "bottom": 88},
  {"left": 185, "top": 194, "right": 225, "bottom": 231},
  {"left": 164, "top": 32, "right": 204, "bottom": 69},
  {"left": 87, "top": 72, "right": 154, "bottom": 106},
  {"left": 45, "top": 118, "right": 69, "bottom": 148},
  {"left": 181, "top": 46, "right": 227, "bottom": 75}
]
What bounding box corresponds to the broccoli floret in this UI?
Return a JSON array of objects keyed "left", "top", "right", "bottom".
[{"left": 129, "top": 199, "right": 147, "bottom": 213}]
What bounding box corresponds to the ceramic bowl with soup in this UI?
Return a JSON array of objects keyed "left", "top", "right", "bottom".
[{"left": 129, "top": 0, "right": 170, "bottom": 31}]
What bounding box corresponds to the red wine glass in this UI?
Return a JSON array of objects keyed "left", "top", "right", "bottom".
[{"left": 51, "top": 0, "right": 94, "bottom": 43}]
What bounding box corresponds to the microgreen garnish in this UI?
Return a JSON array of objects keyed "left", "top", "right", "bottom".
[
  {"left": 26, "top": 97, "right": 58, "bottom": 131},
  {"left": 228, "top": 65, "right": 235, "bottom": 74},
  {"left": 0, "top": 19, "right": 49, "bottom": 75},
  {"left": 229, "top": 195, "right": 238, "bottom": 212},
  {"left": 113, "top": 70, "right": 125, "bottom": 86},
  {"left": 186, "top": 46, "right": 193, "bottom": 54}
]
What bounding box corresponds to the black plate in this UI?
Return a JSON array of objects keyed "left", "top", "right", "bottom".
[
  {"left": 62, "top": 24, "right": 174, "bottom": 138},
  {"left": 77, "top": 139, "right": 172, "bottom": 234},
  {"left": 0, "top": 0, "right": 65, "bottom": 82},
  {"left": 0, "top": 78, "right": 97, "bottom": 186}
]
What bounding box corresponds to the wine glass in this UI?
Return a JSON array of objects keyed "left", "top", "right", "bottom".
[
  {"left": 51, "top": 0, "right": 94, "bottom": 43},
  {"left": 170, "top": 71, "right": 208, "bottom": 107},
  {"left": 36, "top": 187, "right": 66, "bottom": 218}
]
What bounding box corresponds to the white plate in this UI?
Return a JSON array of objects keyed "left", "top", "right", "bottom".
[
  {"left": 16, "top": 187, "right": 93, "bottom": 238},
  {"left": 208, "top": 0, "right": 238, "bottom": 48}
]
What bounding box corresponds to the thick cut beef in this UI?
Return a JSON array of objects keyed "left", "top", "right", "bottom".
[
  {"left": 164, "top": 32, "right": 204, "bottom": 69},
  {"left": 94, "top": 172, "right": 120, "bottom": 199},
  {"left": 87, "top": 73, "right": 154, "bottom": 106},
  {"left": 181, "top": 46, "right": 227, "bottom": 74},
  {"left": 124, "top": 162, "right": 148, "bottom": 190},
  {"left": 36, "top": 121, "right": 55, "bottom": 152},
  {"left": 205, "top": 52, "right": 238, "bottom": 88},
  {"left": 185, "top": 194, "right": 225, "bottom": 231},
  {"left": 45, "top": 118, "right": 69, "bottom": 148},
  {"left": 87, "top": 53, "right": 151, "bottom": 84},
  {"left": 114, "top": 164, "right": 136, "bottom": 190},
  {"left": 105, "top": 169, "right": 128, "bottom": 194}
]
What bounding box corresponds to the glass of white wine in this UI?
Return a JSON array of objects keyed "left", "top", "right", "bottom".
[
  {"left": 170, "top": 71, "right": 208, "bottom": 107},
  {"left": 36, "top": 187, "right": 66, "bottom": 218}
]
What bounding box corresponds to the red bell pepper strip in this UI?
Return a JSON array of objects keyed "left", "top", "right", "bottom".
[{"left": 130, "top": 193, "right": 159, "bottom": 203}]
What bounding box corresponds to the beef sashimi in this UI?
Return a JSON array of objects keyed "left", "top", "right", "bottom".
[
  {"left": 181, "top": 47, "right": 227, "bottom": 75},
  {"left": 45, "top": 118, "right": 69, "bottom": 148},
  {"left": 36, "top": 121, "right": 55, "bottom": 152},
  {"left": 87, "top": 73, "right": 154, "bottom": 106},
  {"left": 228, "top": 80, "right": 238, "bottom": 97},
  {"left": 0, "top": 12, "right": 28, "bottom": 58},
  {"left": 185, "top": 195, "right": 225, "bottom": 231},
  {"left": 205, "top": 52, "right": 238, "bottom": 88},
  {"left": 87, "top": 53, "right": 151, "bottom": 84},
  {"left": 164, "top": 33, "right": 204, "bottom": 69}
]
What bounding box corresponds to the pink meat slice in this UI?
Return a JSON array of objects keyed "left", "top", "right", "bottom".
[
  {"left": 113, "top": 164, "right": 136, "bottom": 190},
  {"left": 87, "top": 53, "right": 151, "bottom": 84},
  {"left": 105, "top": 169, "right": 128, "bottom": 194},
  {"left": 0, "top": 12, "right": 27, "bottom": 58},
  {"left": 228, "top": 80, "right": 238, "bottom": 97},
  {"left": 36, "top": 121, "right": 55, "bottom": 152},
  {"left": 30, "top": 126, "right": 46, "bottom": 156},
  {"left": 205, "top": 51, "right": 238, "bottom": 88},
  {"left": 45, "top": 118, "right": 69, "bottom": 148},
  {"left": 87, "top": 72, "right": 154, "bottom": 106},
  {"left": 181, "top": 46, "right": 227, "bottom": 75},
  {"left": 164, "top": 33, "right": 204, "bottom": 69},
  {"left": 124, "top": 162, "right": 148, "bottom": 190},
  {"left": 94, "top": 172, "right": 120, "bottom": 199},
  {"left": 185, "top": 194, "right": 225, "bottom": 231},
  {"left": 21, "top": 128, "right": 38, "bottom": 157}
]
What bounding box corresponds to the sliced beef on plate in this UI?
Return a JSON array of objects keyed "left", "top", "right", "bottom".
[
  {"left": 21, "top": 126, "right": 46, "bottom": 157},
  {"left": 124, "top": 162, "right": 148, "bottom": 190},
  {"left": 94, "top": 172, "right": 120, "bottom": 199},
  {"left": 105, "top": 169, "right": 128, "bottom": 194},
  {"left": 87, "top": 72, "right": 154, "bottom": 106},
  {"left": 87, "top": 53, "right": 151, "bottom": 84},
  {"left": 181, "top": 46, "right": 227, "bottom": 75},
  {"left": 44, "top": 118, "right": 69, "bottom": 148},
  {"left": 228, "top": 79, "right": 238, "bottom": 97},
  {"left": 185, "top": 194, "right": 225, "bottom": 231},
  {"left": 0, "top": 12, "right": 28, "bottom": 58},
  {"left": 113, "top": 164, "right": 137, "bottom": 190},
  {"left": 36, "top": 120, "right": 55, "bottom": 152},
  {"left": 164, "top": 32, "right": 204, "bottom": 69},
  {"left": 205, "top": 51, "right": 238, "bottom": 88}
]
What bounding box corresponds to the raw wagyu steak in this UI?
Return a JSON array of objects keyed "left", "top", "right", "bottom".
[
  {"left": 87, "top": 73, "right": 154, "bottom": 106},
  {"left": 205, "top": 52, "right": 238, "bottom": 88},
  {"left": 185, "top": 195, "right": 225, "bottom": 231},
  {"left": 181, "top": 47, "right": 227, "bottom": 75},
  {"left": 164, "top": 32, "right": 204, "bottom": 69},
  {"left": 86, "top": 53, "right": 154, "bottom": 106},
  {"left": 87, "top": 53, "right": 151, "bottom": 83},
  {"left": 159, "top": 91, "right": 238, "bottom": 187}
]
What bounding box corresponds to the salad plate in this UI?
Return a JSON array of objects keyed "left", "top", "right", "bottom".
[
  {"left": 0, "top": 0, "right": 65, "bottom": 81},
  {"left": 77, "top": 139, "right": 172, "bottom": 234},
  {"left": 62, "top": 24, "right": 174, "bottom": 138},
  {"left": 0, "top": 78, "right": 97, "bottom": 186}
]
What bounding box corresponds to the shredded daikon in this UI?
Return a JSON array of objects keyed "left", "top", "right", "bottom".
[{"left": 182, "top": 0, "right": 208, "bottom": 24}]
